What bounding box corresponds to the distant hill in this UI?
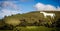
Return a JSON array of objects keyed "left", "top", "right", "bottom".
[{"left": 3, "top": 11, "right": 60, "bottom": 24}]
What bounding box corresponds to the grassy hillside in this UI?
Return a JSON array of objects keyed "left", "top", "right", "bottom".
[
  {"left": 4, "top": 11, "right": 60, "bottom": 23},
  {"left": 0, "top": 11, "right": 60, "bottom": 31}
]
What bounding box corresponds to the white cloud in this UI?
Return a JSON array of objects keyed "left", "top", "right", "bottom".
[
  {"left": 57, "top": 7, "right": 60, "bottom": 11},
  {"left": 0, "top": 1, "right": 21, "bottom": 18},
  {"left": 35, "top": 3, "right": 60, "bottom": 11},
  {"left": 2, "top": 1, "right": 20, "bottom": 11},
  {"left": 0, "top": 9, "right": 20, "bottom": 18}
]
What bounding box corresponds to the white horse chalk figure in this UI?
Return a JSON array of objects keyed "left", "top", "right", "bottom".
[{"left": 40, "top": 11, "right": 55, "bottom": 19}]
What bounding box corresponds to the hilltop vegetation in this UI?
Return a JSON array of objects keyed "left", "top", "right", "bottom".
[{"left": 0, "top": 11, "right": 60, "bottom": 31}]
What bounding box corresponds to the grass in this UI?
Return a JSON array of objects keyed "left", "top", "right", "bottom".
[
  {"left": 0, "top": 26, "right": 57, "bottom": 31},
  {"left": 13, "top": 26, "right": 55, "bottom": 31},
  {"left": 0, "top": 30, "right": 13, "bottom": 31}
]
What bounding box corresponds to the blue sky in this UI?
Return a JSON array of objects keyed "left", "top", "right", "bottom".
[
  {"left": 0, "top": 0, "right": 60, "bottom": 18},
  {"left": 35, "top": 0, "right": 59, "bottom": 7}
]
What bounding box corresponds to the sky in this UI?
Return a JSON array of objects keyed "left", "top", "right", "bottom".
[{"left": 0, "top": 0, "right": 60, "bottom": 18}]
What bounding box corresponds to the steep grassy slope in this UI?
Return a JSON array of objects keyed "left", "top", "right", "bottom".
[{"left": 4, "top": 11, "right": 60, "bottom": 24}]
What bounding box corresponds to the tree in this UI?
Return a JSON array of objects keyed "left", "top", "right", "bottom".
[
  {"left": 33, "top": 21, "right": 39, "bottom": 26},
  {"left": 55, "top": 18, "right": 60, "bottom": 31},
  {"left": 4, "top": 18, "right": 20, "bottom": 29},
  {"left": 20, "top": 19, "right": 27, "bottom": 27},
  {"left": 56, "top": 18, "right": 60, "bottom": 28}
]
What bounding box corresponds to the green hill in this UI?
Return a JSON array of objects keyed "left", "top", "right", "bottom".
[
  {"left": 3, "top": 11, "right": 60, "bottom": 26},
  {"left": 0, "top": 11, "right": 60, "bottom": 31}
]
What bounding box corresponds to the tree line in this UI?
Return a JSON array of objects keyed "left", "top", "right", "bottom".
[{"left": 0, "top": 18, "right": 60, "bottom": 30}]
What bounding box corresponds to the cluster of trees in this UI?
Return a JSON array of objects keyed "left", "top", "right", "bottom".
[{"left": 0, "top": 18, "right": 60, "bottom": 30}]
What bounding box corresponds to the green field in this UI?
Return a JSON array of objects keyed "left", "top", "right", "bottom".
[{"left": 0, "top": 26, "right": 56, "bottom": 31}]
